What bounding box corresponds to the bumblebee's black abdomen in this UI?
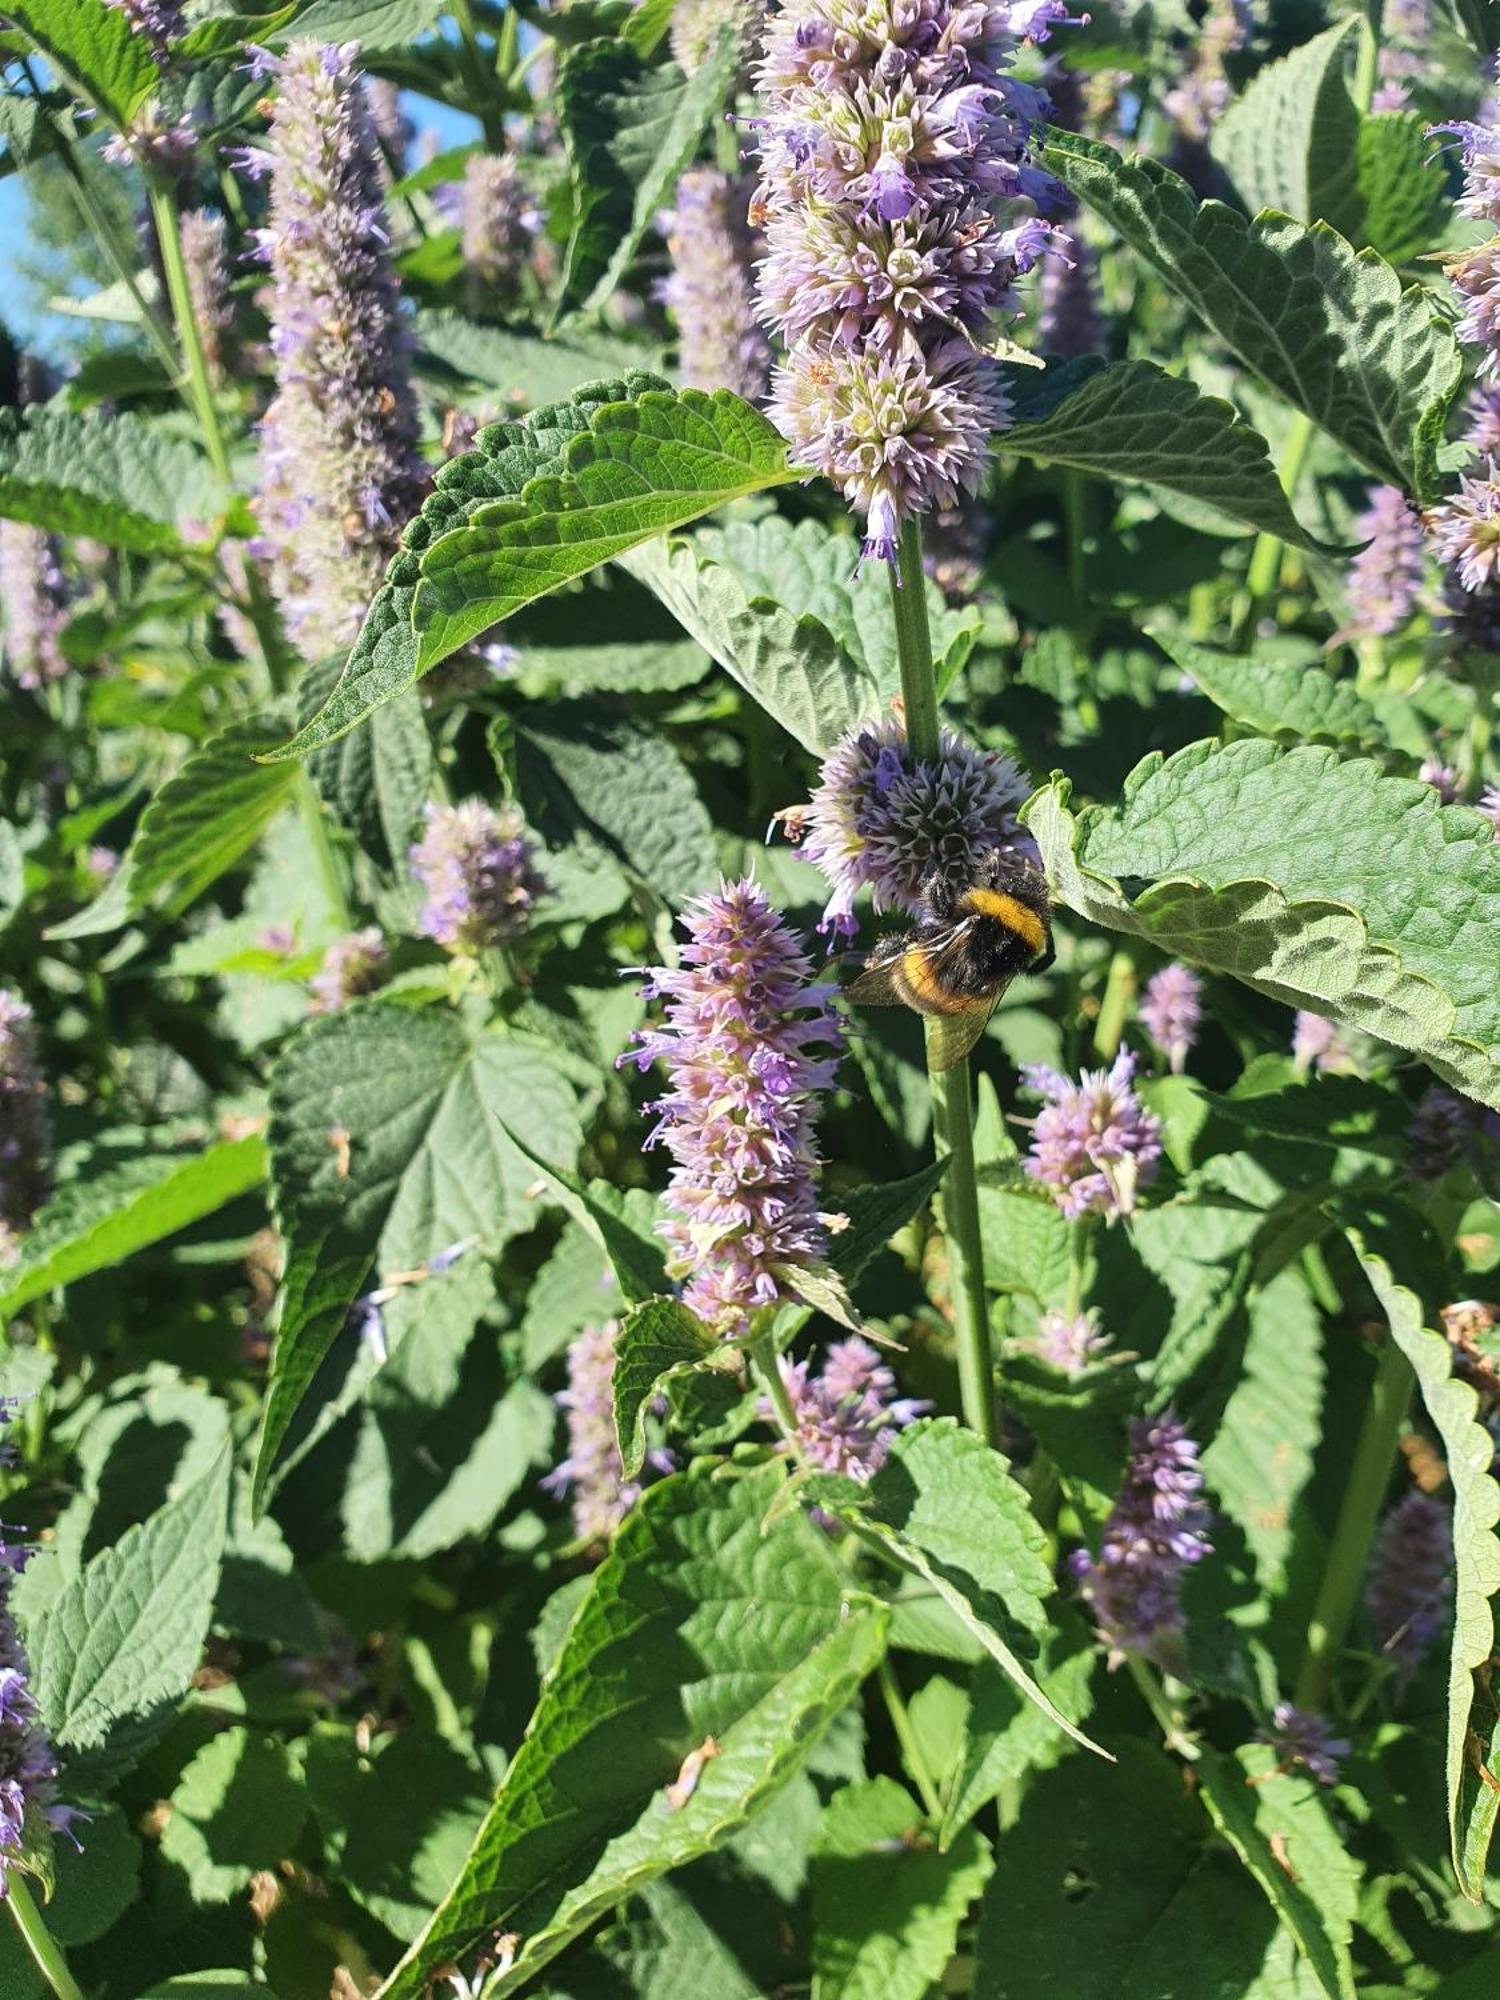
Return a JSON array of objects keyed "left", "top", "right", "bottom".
[{"left": 967, "top": 916, "right": 1045, "bottom": 988}]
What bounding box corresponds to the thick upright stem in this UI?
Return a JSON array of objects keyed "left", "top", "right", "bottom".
[
  {"left": 8, "top": 1879, "right": 85, "bottom": 2000},
  {"left": 890, "top": 521, "right": 996, "bottom": 1445},
  {"left": 149, "top": 181, "right": 231, "bottom": 483},
  {"left": 1294, "top": 1334, "right": 1411, "bottom": 1710}
]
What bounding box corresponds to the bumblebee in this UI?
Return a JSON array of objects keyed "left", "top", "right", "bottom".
[{"left": 845, "top": 848, "right": 1054, "bottom": 1072}]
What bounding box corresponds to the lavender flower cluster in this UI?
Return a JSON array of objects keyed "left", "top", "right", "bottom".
[
  {"left": 1365, "top": 1489, "right": 1451, "bottom": 1683},
  {"left": 751, "top": 0, "right": 1074, "bottom": 563},
  {"left": 1429, "top": 118, "right": 1500, "bottom": 611},
  {"left": 1343, "top": 484, "right": 1426, "bottom": 641},
  {"left": 783, "top": 713, "right": 1027, "bottom": 937},
  {"left": 1071, "top": 1410, "right": 1213, "bottom": 1666},
  {"left": 0, "top": 993, "right": 49, "bottom": 1265},
  {"left": 0, "top": 1401, "right": 73, "bottom": 1897},
  {"left": 660, "top": 168, "right": 770, "bottom": 401},
  {"left": 249, "top": 41, "right": 426, "bottom": 658},
  {"left": 310, "top": 928, "right": 389, "bottom": 1012},
  {"left": 1257, "top": 1702, "right": 1348, "bottom": 1787},
  {"left": 774, "top": 1335, "right": 927, "bottom": 1476},
  {"left": 1021, "top": 1049, "right": 1162, "bottom": 1220},
  {"left": 0, "top": 524, "right": 67, "bottom": 693},
  {"left": 625, "top": 879, "right": 844, "bottom": 1334},
  {"left": 410, "top": 801, "right": 546, "bottom": 955},
  {"left": 1139, "top": 963, "right": 1201, "bottom": 1075},
  {"left": 460, "top": 153, "right": 539, "bottom": 316},
  {"left": 180, "top": 209, "right": 234, "bottom": 389},
  {"left": 105, "top": 0, "right": 184, "bottom": 61}
]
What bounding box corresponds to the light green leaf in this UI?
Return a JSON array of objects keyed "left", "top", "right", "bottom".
[
  {"left": 1003, "top": 356, "right": 1333, "bottom": 549},
  {"left": 272, "top": 371, "right": 677, "bottom": 759},
  {"left": 1153, "top": 631, "right": 1386, "bottom": 753},
  {"left": 810, "top": 1777, "right": 994, "bottom": 2000},
  {"left": 26, "top": 1446, "right": 230, "bottom": 1751},
  {"left": 412, "top": 388, "right": 802, "bottom": 671},
  {"left": 516, "top": 703, "right": 718, "bottom": 906},
  {"left": 1196, "top": 1744, "right": 1360, "bottom": 2000},
  {"left": 1352, "top": 1234, "right": 1500, "bottom": 1899},
  {"left": 618, "top": 533, "right": 878, "bottom": 755},
  {"left": 694, "top": 516, "right": 981, "bottom": 708},
  {"left": 49, "top": 713, "right": 302, "bottom": 939},
  {"left": 414, "top": 308, "right": 651, "bottom": 407},
  {"left": 0, "top": 405, "right": 223, "bottom": 553},
  {"left": 817, "top": 1418, "right": 1107, "bottom": 1758},
  {"left": 376, "top": 1459, "right": 888, "bottom": 1998},
  {"left": 941, "top": 1636, "right": 1096, "bottom": 1851},
  {"left": 159, "top": 1730, "right": 307, "bottom": 1905},
  {"left": 612, "top": 1295, "right": 730, "bottom": 1479},
  {"left": 0, "top": 1136, "right": 267, "bottom": 1322},
  {"left": 555, "top": 32, "right": 740, "bottom": 322},
  {"left": 2, "top": 0, "right": 159, "bottom": 128},
  {"left": 1026, "top": 741, "right": 1500, "bottom": 1110},
  {"left": 254, "top": 1008, "right": 580, "bottom": 1508},
  {"left": 270, "top": 0, "right": 446, "bottom": 47},
  {"left": 1211, "top": 20, "right": 1363, "bottom": 238},
  {"left": 977, "top": 1182, "right": 1072, "bottom": 1303},
  {"left": 1044, "top": 132, "right": 1462, "bottom": 497}
]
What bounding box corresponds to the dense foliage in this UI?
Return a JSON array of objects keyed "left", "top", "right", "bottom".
[{"left": 0, "top": 0, "right": 1498, "bottom": 1995}]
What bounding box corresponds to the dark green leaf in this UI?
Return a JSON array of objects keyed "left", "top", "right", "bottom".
[{"left": 612, "top": 1295, "right": 726, "bottom": 1480}]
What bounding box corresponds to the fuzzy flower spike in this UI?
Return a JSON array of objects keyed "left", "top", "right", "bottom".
[
  {"left": 752, "top": 0, "right": 1076, "bottom": 566},
  {"left": 783, "top": 712, "right": 1027, "bottom": 937},
  {"left": 624, "top": 879, "right": 845, "bottom": 1334},
  {"left": 1071, "top": 1410, "right": 1213, "bottom": 1667},
  {"left": 251, "top": 40, "right": 426, "bottom": 657},
  {"left": 1021, "top": 1048, "right": 1162, "bottom": 1220}
]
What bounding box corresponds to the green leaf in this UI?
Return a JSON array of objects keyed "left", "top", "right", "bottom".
[
  {"left": 158, "top": 1730, "right": 307, "bottom": 1904},
  {"left": 1210, "top": 20, "right": 1364, "bottom": 238},
  {"left": 828, "top": 1159, "right": 950, "bottom": 1286},
  {"left": 1026, "top": 742, "right": 1500, "bottom": 1111},
  {"left": 977, "top": 1183, "right": 1073, "bottom": 1304},
  {"left": 1195, "top": 1744, "right": 1360, "bottom": 2000},
  {"left": 555, "top": 33, "right": 740, "bottom": 323},
  {"left": 1452, "top": 0, "right": 1500, "bottom": 58},
  {"left": 974, "top": 1742, "right": 1292, "bottom": 1998},
  {"left": 270, "top": 371, "right": 677, "bottom": 759},
  {"left": 0, "top": 405, "right": 223, "bottom": 553},
  {"left": 2, "top": 0, "right": 159, "bottom": 128},
  {"left": 254, "top": 1007, "right": 580, "bottom": 1508},
  {"left": 270, "top": 0, "right": 446, "bottom": 47},
  {"left": 1352, "top": 1234, "right": 1500, "bottom": 1899},
  {"left": 335, "top": 1728, "right": 493, "bottom": 1942},
  {"left": 1043, "top": 131, "right": 1462, "bottom": 498},
  {"left": 376, "top": 1459, "right": 888, "bottom": 1998},
  {"left": 0, "top": 1136, "right": 267, "bottom": 1322},
  {"left": 26, "top": 1446, "right": 230, "bottom": 1751},
  {"left": 497, "top": 1121, "right": 670, "bottom": 1305},
  {"left": 412, "top": 389, "right": 802, "bottom": 671},
  {"left": 817, "top": 1418, "right": 1107, "bottom": 1758},
  {"left": 1000, "top": 1350, "right": 1139, "bottom": 1527},
  {"left": 516, "top": 703, "right": 718, "bottom": 906},
  {"left": 809, "top": 1777, "right": 994, "bottom": 2000},
  {"left": 618, "top": 533, "right": 879, "bottom": 755},
  {"left": 414, "top": 308, "right": 650, "bottom": 407},
  {"left": 1152, "top": 631, "right": 1386, "bottom": 753},
  {"left": 174, "top": 5, "right": 298, "bottom": 62},
  {"left": 612, "top": 1296, "right": 729, "bottom": 1480},
  {"left": 47, "top": 1804, "right": 140, "bottom": 1946},
  {"left": 309, "top": 687, "right": 432, "bottom": 869},
  {"left": 940, "top": 1635, "right": 1096, "bottom": 1848},
  {"left": 1002, "top": 356, "right": 1332, "bottom": 550},
  {"left": 49, "top": 712, "right": 303, "bottom": 939},
  {"left": 1352, "top": 112, "right": 1455, "bottom": 265},
  {"left": 693, "top": 515, "right": 981, "bottom": 708}
]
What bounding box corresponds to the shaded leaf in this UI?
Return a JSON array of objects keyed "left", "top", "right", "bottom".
[
  {"left": 612, "top": 1296, "right": 728, "bottom": 1481},
  {"left": 1153, "top": 631, "right": 1385, "bottom": 753},
  {"left": 0, "top": 405, "right": 223, "bottom": 554}
]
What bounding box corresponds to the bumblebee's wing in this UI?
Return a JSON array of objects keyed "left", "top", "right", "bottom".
[
  {"left": 924, "top": 999, "right": 1001, "bottom": 1072},
  {"left": 844, "top": 946, "right": 913, "bottom": 1007}
]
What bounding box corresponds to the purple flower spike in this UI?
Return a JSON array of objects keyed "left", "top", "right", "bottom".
[
  {"left": 460, "top": 153, "right": 538, "bottom": 315},
  {"left": 1139, "top": 963, "right": 1202, "bottom": 1075},
  {"left": 310, "top": 929, "right": 389, "bottom": 1013},
  {"left": 543, "top": 1321, "right": 670, "bottom": 1546},
  {"left": 769, "top": 1335, "right": 927, "bottom": 1478},
  {"left": 1408, "top": 1085, "right": 1500, "bottom": 1182},
  {"left": 0, "top": 1401, "right": 74, "bottom": 1897},
  {"left": 1031, "top": 1308, "right": 1109, "bottom": 1374},
  {"left": 0, "top": 525, "right": 67, "bottom": 693},
  {"left": 660, "top": 168, "right": 770, "bottom": 402},
  {"left": 1366, "top": 1489, "right": 1452, "bottom": 1684},
  {"left": 256, "top": 40, "right": 425, "bottom": 656},
  {"left": 104, "top": 0, "right": 184, "bottom": 60},
  {"left": 410, "top": 801, "right": 546, "bottom": 956},
  {"left": 1343, "top": 485, "right": 1425, "bottom": 639},
  {"left": 1020, "top": 1050, "right": 1162, "bottom": 1221},
  {"left": 0, "top": 993, "right": 50, "bottom": 1267},
  {"left": 180, "top": 211, "right": 234, "bottom": 389},
  {"left": 1257, "top": 1703, "right": 1349, "bottom": 1787},
  {"left": 1072, "top": 1410, "right": 1213, "bottom": 1667},
  {"left": 781, "top": 714, "right": 1027, "bottom": 937},
  {"left": 624, "top": 878, "right": 844, "bottom": 1335},
  {"left": 752, "top": 0, "right": 1074, "bottom": 560}
]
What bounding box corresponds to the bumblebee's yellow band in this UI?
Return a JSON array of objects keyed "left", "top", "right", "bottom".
[
  {"left": 962, "top": 888, "right": 1047, "bottom": 952},
  {"left": 900, "top": 946, "right": 985, "bottom": 1014}
]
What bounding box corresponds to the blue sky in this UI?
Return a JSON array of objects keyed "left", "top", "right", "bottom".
[{"left": 0, "top": 89, "right": 479, "bottom": 361}]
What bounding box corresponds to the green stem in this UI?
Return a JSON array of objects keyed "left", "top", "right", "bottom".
[
  {"left": 1293, "top": 1334, "right": 1412, "bottom": 1711},
  {"left": 1240, "top": 412, "right": 1315, "bottom": 630},
  {"left": 453, "top": 0, "right": 505, "bottom": 146},
  {"left": 148, "top": 180, "right": 231, "bottom": 482},
  {"left": 890, "top": 521, "right": 996, "bottom": 1446},
  {"left": 1126, "top": 1656, "right": 1201, "bottom": 1763},
  {"left": 878, "top": 1657, "right": 943, "bottom": 1820},
  {"left": 7, "top": 1878, "right": 85, "bottom": 2000},
  {"left": 1092, "top": 948, "right": 1135, "bottom": 1061},
  {"left": 1062, "top": 468, "right": 1087, "bottom": 606},
  {"left": 1353, "top": 0, "right": 1385, "bottom": 114},
  {"left": 749, "top": 1328, "right": 801, "bottom": 1446},
  {"left": 297, "top": 774, "right": 352, "bottom": 931},
  {"left": 54, "top": 140, "right": 180, "bottom": 380}
]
